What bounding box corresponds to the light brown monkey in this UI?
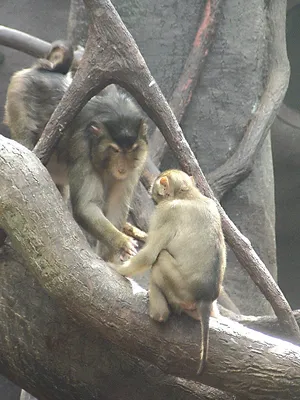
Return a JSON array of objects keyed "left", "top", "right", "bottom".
[
  {"left": 115, "top": 169, "right": 226, "bottom": 374},
  {"left": 4, "top": 52, "right": 148, "bottom": 260}
]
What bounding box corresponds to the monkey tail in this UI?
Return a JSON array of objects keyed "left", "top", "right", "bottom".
[{"left": 196, "top": 300, "right": 212, "bottom": 375}]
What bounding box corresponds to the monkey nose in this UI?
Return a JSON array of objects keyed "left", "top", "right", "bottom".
[{"left": 118, "top": 168, "right": 126, "bottom": 174}]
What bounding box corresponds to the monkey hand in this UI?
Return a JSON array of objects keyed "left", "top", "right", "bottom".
[{"left": 120, "top": 235, "right": 138, "bottom": 259}]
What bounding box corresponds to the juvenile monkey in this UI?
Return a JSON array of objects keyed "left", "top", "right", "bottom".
[
  {"left": 115, "top": 169, "right": 226, "bottom": 374},
  {"left": 4, "top": 54, "right": 148, "bottom": 260}
]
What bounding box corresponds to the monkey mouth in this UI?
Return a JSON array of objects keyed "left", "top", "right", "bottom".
[{"left": 113, "top": 171, "right": 128, "bottom": 180}]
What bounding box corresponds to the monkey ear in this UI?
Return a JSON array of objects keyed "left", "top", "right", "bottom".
[{"left": 157, "top": 176, "right": 169, "bottom": 195}]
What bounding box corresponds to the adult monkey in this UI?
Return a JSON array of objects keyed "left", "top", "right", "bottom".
[{"left": 4, "top": 44, "right": 148, "bottom": 261}]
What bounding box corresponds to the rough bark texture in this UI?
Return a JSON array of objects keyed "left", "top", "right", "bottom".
[
  {"left": 1, "top": 136, "right": 300, "bottom": 400},
  {"left": 1, "top": 249, "right": 234, "bottom": 400}
]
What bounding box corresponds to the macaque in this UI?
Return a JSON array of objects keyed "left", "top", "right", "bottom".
[
  {"left": 35, "top": 40, "right": 74, "bottom": 74},
  {"left": 115, "top": 169, "right": 226, "bottom": 374},
  {"left": 4, "top": 50, "right": 148, "bottom": 261},
  {"left": 4, "top": 41, "right": 73, "bottom": 150}
]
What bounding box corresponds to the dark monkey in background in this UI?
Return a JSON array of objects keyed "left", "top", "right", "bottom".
[
  {"left": 115, "top": 169, "right": 226, "bottom": 374},
  {"left": 4, "top": 42, "right": 148, "bottom": 261}
]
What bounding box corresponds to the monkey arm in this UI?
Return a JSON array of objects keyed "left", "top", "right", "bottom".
[
  {"left": 116, "top": 216, "right": 173, "bottom": 277},
  {"left": 69, "top": 165, "right": 134, "bottom": 254}
]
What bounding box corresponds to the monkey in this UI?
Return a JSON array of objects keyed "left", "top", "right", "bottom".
[
  {"left": 114, "top": 169, "right": 226, "bottom": 374},
  {"left": 4, "top": 41, "right": 73, "bottom": 150},
  {"left": 59, "top": 90, "right": 149, "bottom": 261},
  {"left": 35, "top": 40, "right": 74, "bottom": 75},
  {"left": 4, "top": 55, "right": 148, "bottom": 261}
]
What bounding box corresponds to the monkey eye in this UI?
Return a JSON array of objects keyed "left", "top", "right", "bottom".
[{"left": 110, "top": 144, "right": 120, "bottom": 153}]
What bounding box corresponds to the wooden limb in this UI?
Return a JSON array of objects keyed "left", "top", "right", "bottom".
[
  {"left": 1, "top": 245, "right": 234, "bottom": 400},
  {"left": 0, "top": 25, "right": 49, "bottom": 57},
  {"left": 28, "top": 0, "right": 299, "bottom": 340},
  {"left": 0, "top": 25, "right": 83, "bottom": 64},
  {"left": 207, "top": 0, "right": 290, "bottom": 200},
  {"left": 149, "top": 0, "right": 222, "bottom": 166},
  {"left": 219, "top": 308, "right": 300, "bottom": 343},
  {"left": 123, "top": 222, "right": 147, "bottom": 242},
  {"left": 1, "top": 136, "right": 300, "bottom": 399}
]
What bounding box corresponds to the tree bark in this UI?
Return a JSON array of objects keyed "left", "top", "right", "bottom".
[
  {"left": 1, "top": 136, "right": 300, "bottom": 400},
  {"left": 1, "top": 245, "right": 234, "bottom": 400},
  {"left": 67, "top": 0, "right": 89, "bottom": 47},
  {"left": 207, "top": 0, "right": 290, "bottom": 200}
]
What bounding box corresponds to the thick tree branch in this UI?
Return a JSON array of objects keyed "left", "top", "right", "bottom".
[
  {"left": 1, "top": 137, "right": 300, "bottom": 400},
  {"left": 207, "top": 0, "right": 290, "bottom": 200},
  {"left": 26, "top": 0, "right": 299, "bottom": 340},
  {"left": 0, "top": 25, "right": 49, "bottom": 57},
  {"left": 0, "top": 25, "right": 83, "bottom": 63},
  {"left": 149, "top": 0, "right": 221, "bottom": 166},
  {"left": 1, "top": 246, "right": 234, "bottom": 400}
]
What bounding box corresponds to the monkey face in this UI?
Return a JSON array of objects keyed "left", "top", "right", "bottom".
[
  {"left": 108, "top": 142, "right": 142, "bottom": 180},
  {"left": 87, "top": 120, "right": 148, "bottom": 180}
]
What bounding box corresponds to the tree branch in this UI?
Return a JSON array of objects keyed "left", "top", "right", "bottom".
[
  {"left": 207, "top": 0, "right": 290, "bottom": 200},
  {"left": 0, "top": 245, "right": 233, "bottom": 400},
  {"left": 0, "top": 25, "right": 83, "bottom": 63},
  {"left": 227, "top": 309, "right": 300, "bottom": 341},
  {"left": 25, "top": 0, "right": 299, "bottom": 340},
  {"left": 1, "top": 136, "right": 300, "bottom": 399},
  {"left": 0, "top": 25, "right": 49, "bottom": 57},
  {"left": 149, "top": 0, "right": 222, "bottom": 166}
]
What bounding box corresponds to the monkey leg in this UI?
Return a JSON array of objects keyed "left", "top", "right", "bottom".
[{"left": 149, "top": 279, "right": 170, "bottom": 322}]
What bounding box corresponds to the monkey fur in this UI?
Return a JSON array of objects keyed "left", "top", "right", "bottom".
[
  {"left": 4, "top": 55, "right": 148, "bottom": 261},
  {"left": 35, "top": 40, "right": 74, "bottom": 75},
  {"left": 115, "top": 169, "right": 226, "bottom": 375}
]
